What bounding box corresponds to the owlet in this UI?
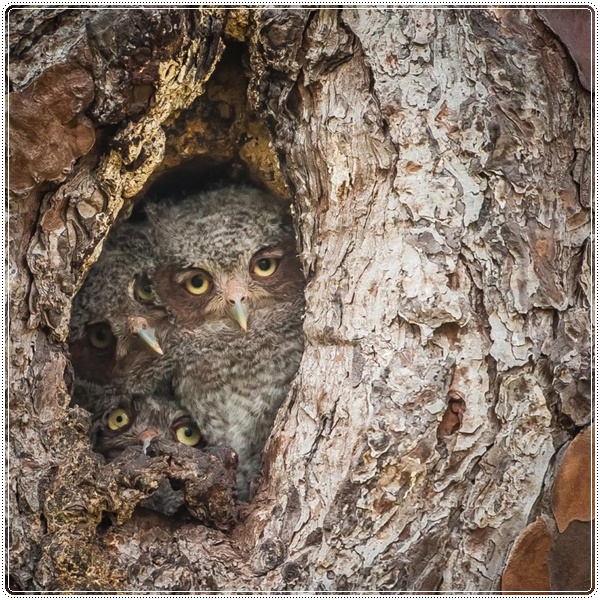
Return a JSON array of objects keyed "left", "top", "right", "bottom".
[
  {"left": 69, "top": 217, "right": 171, "bottom": 410},
  {"left": 90, "top": 389, "right": 206, "bottom": 518},
  {"left": 90, "top": 391, "right": 204, "bottom": 460},
  {"left": 147, "top": 185, "right": 305, "bottom": 499}
]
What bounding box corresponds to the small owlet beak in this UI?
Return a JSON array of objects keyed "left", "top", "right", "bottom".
[
  {"left": 126, "top": 316, "right": 164, "bottom": 355},
  {"left": 227, "top": 299, "right": 249, "bottom": 332},
  {"left": 138, "top": 428, "right": 159, "bottom": 454},
  {"left": 137, "top": 327, "right": 164, "bottom": 355},
  {"left": 224, "top": 278, "right": 249, "bottom": 332}
]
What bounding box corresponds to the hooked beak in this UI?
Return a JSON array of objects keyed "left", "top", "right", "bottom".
[
  {"left": 227, "top": 299, "right": 249, "bottom": 332},
  {"left": 224, "top": 278, "right": 249, "bottom": 332},
  {"left": 136, "top": 326, "right": 164, "bottom": 355},
  {"left": 138, "top": 429, "right": 159, "bottom": 455},
  {"left": 126, "top": 316, "right": 164, "bottom": 355}
]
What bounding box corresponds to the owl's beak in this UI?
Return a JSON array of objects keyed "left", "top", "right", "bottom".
[
  {"left": 224, "top": 279, "right": 249, "bottom": 332},
  {"left": 227, "top": 299, "right": 249, "bottom": 332},
  {"left": 126, "top": 316, "right": 164, "bottom": 355},
  {"left": 139, "top": 429, "right": 159, "bottom": 454},
  {"left": 136, "top": 327, "right": 164, "bottom": 355}
]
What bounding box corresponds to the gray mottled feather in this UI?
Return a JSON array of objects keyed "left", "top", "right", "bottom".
[
  {"left": 147, "top": 186, "right": 293, "bottom": 268},
  {"left": 147, "top": 185, "right": 305, "bottom": 499},
  {"left": 69, "top": 219, "right": 172, "bottom": 405}
]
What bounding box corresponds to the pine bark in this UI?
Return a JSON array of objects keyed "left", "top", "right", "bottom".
[{"left": 8, "top": 8, "right": 592, "bottom": 591}]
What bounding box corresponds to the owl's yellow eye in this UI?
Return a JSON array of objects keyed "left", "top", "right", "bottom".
[
  {"left": 107, "top": 408, "right": 131, "bottom": 431},
  {"left": 175, "top": 423, "right": 202, "bottom": 446},
  {"left": 87, "top": 323, "right": 114, "bottom": 349},
  {"left": 134, "top": 274, "right": 155, "bottom": 303},
  {"left": 184, "top": 273, "right": 210, "bottom": 295},
  {"left": 253, "top": 257, "right": 278, "bottom": 277}
]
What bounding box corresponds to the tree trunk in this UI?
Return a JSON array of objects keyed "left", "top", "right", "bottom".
[{"left": 8, "top": 8, "right": 592, "bottom": 592}]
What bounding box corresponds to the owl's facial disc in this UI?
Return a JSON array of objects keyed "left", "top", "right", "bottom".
[{"left": 126, "top": 316, "right": 164, "bottom": 355}]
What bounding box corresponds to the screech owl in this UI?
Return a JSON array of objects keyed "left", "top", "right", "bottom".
[
  {"left": 147, "top": 185, "right": 305, "bottom": 499},
  {"left": 69, "top": 217, "right": 171, "bottom": 408},
  {"left": 89, "top": 388, "right": 211, "bottom": 518},
  {"left": 90, "top": 391, "right": 204, "bottom": 460}
]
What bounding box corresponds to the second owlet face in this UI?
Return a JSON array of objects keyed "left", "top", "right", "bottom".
[
  {"left": 91, "top": 393, "right": 204, "bottom": 460},
  {"left": 69, "top": 219, "right": 171, "bottom": 402}
]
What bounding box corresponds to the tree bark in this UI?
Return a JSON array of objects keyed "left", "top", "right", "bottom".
[{"left": 8, "top": 8, "right": 592, "bottom": 591}]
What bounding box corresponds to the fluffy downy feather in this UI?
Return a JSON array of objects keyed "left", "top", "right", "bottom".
[
  {"left": 69, "top": 218, "right": 172, "bottom": 410},
  {"left": 147, "top": 185, "right": 305, "bottom": 499}
]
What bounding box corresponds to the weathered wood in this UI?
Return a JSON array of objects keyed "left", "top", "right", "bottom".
[{"left": 8, "top": 8, "right": 591, "bottom": 591}]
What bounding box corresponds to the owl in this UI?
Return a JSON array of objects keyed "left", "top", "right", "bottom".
[
  {"left": 69, "top": 217, "right": 171, "bottom": 408},
  {"left": 89, "top": 391, "right": 204, "bottom": 460},
  {"left": 90, "top": 389, "right": 211, "bottom": 519},
  {"left": 147, "top": 185, "right": 305, "bottom": 499}
]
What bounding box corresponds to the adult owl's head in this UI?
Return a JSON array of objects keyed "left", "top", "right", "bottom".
[
  {"left": 69, "top": 221, "right": 168, "bottom": 389},
  {"left": 147, "top": 185, "right": 305, "bottom": 333}
]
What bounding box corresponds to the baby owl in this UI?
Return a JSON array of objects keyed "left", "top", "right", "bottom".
[
  {"left": 89, "top": 390, "right": 204, "bottom": 460},
  {"left": 147, "top": 185, "right": 305, "bottom": 498},
  {"left": 89, "top": 388, "right": 209, "bottom": 518},
  {"left": 69, "top": 217, "right": 171, "bottom": 409}
]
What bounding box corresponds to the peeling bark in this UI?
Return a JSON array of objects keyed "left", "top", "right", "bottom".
[
  {"left": 502, "top": 427, "right": 594, "bottom": 593},
  {"left": 8, "top": 8, "right": 592, "bottom": 592}
]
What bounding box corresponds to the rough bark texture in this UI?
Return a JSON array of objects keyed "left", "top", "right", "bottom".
[{"left": 8, "top": 8, "right": 592, "bottom": 592}]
